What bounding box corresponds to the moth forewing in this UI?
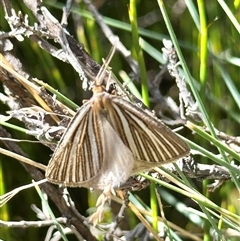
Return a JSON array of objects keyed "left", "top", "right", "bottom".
[
  {"left": 46, "top": 100, "right": 103, "bottom": 186},
  {"left": 107, "top": 94, "right": 190, "bottom": 173}
]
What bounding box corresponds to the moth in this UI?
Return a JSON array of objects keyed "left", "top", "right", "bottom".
[{"left": 46, "top": 85, "right": 190, "bottom": 191}]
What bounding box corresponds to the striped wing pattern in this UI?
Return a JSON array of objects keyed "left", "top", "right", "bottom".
[
  {"left": 46, "top": 103, "right": 105, "bottom": 186},
  {"left": 46, "top": 90, "right": 189, "bottom": 188},
  {"left": 106, "top": 94, "right": 190, "bottom": 173}
]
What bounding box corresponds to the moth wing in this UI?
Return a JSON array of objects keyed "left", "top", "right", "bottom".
[
  {"left": 110, "top": 96, "right": 190, "bottom": 173},
  {"left": 46, "top": 103, "right": 104, "bottom": 187}
]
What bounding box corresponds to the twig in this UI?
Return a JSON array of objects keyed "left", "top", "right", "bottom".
[
  {"left": 206, "top": 126, "right": 240, "bottom": 154},
  {"left": 0, "top": 218, "right": 67, "bottom": 228},
  {"left": 104, "top": 191, "right": 129, "bottom": 240},
  {"left": 61, "top": 0, "right": 73, "bottom": 26},
  {"left": 162, "top": 39, "right": 202, "bottom": 121}
]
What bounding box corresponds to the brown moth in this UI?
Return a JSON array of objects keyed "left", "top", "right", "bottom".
[{"left": 46, "top": 85, "right": 190, "bottom": 191}]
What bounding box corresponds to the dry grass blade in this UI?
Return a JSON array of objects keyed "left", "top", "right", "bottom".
[
  {"left": 0, "top": 56, "right": 60, "bottom": 123},
  {"left": 0, "top": 179, "right": 47, "bottom": 207},
  {"left": 0, "top": 147, "right": 46, "bottom": 171}
]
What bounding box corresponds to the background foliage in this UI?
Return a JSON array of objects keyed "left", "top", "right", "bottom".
[{"left": 0, "top": 0, "right": 239, "bottom": 240}]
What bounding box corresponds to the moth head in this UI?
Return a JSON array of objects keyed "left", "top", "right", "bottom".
[{"left": 92, "top": 85, "right": 106, "bottom": 94}]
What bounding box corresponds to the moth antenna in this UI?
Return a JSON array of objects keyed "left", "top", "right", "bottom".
[{"left": 95, "top": 38, "right": 118, "bottom": 86}]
